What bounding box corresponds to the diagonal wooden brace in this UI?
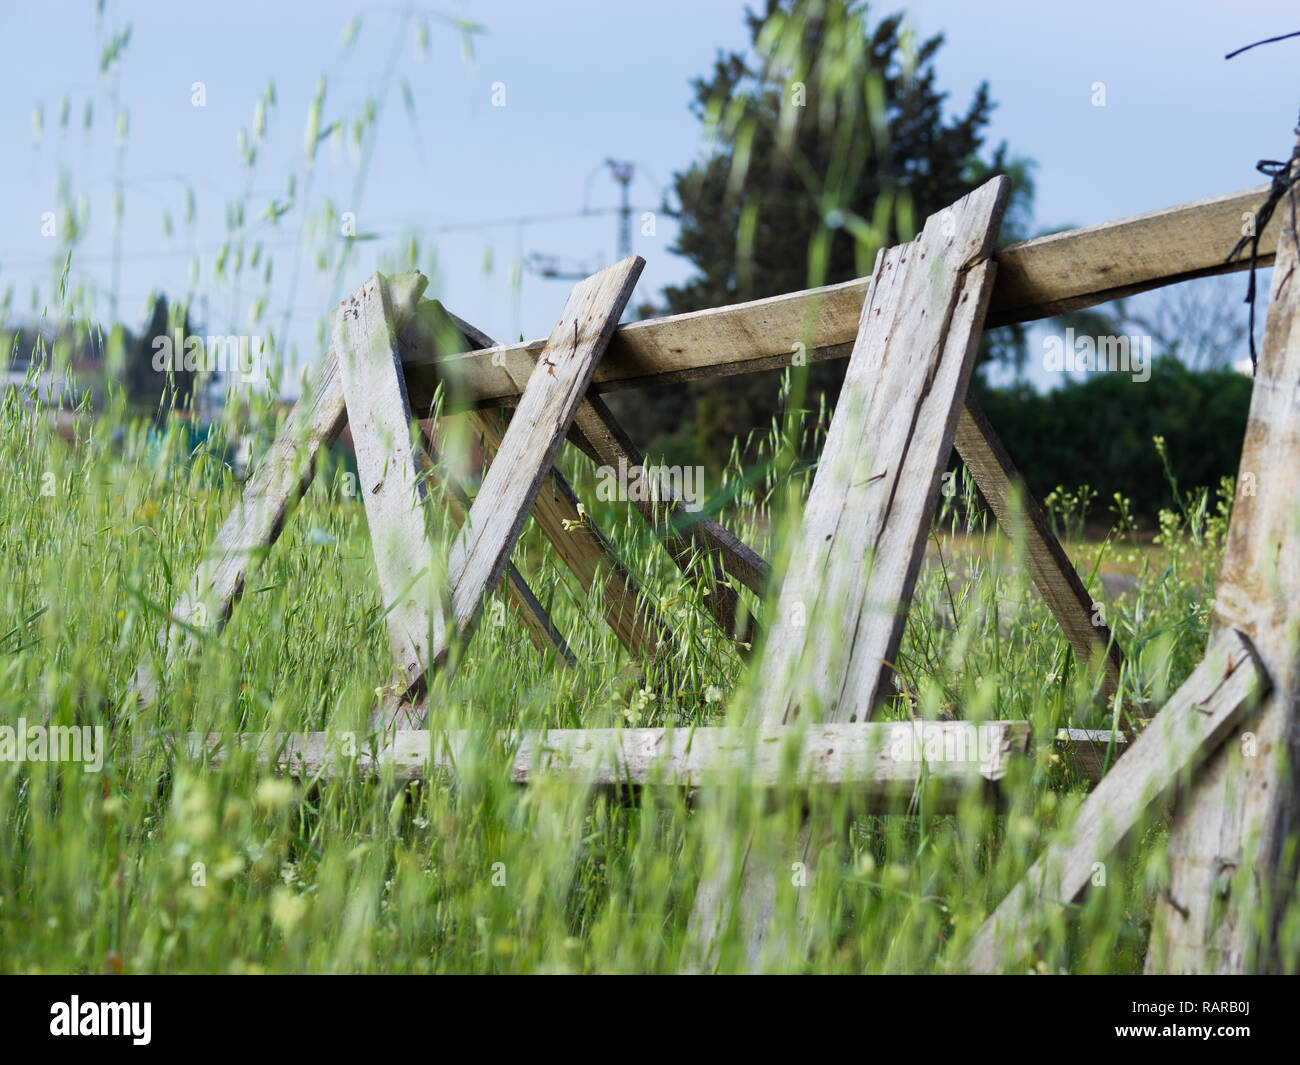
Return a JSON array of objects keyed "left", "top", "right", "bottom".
[
  {"left": 439, "top": 307, "right": 768, "bottom": 645},
  {"left": 336, "top": 261, "right": 646, "bottom": 733}
]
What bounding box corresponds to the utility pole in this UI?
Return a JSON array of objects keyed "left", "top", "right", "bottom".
[
  {"left": 605, "top": 158, "right": 635, "bottom": 259},
  {"left": 524, "top": 159, "right": 638, "bottom": 284}
]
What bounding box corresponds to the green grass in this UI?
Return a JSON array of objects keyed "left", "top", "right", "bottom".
[
  {"left": 4, "top": 1, "right": 1285, "bottom": 976},
  {"left": 0, "top": 374, "right": 1264, "bottom": 974}
]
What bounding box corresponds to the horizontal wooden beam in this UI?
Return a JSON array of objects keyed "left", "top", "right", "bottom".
[
  {"left": 397, "top": 185, "right": 1278, "bottom": 409},
  {"left": 179, "top": 721, "right": 1028, "bottom": 811},
  {"left": 989, "top": 183, "right": 1276, "bottom": 323},
  {"left": 1054, "top": 728, "right": 1128, "bottom": 784},
  {"left": 168, "top": 720, "right": 1126, "bottom": 799}
]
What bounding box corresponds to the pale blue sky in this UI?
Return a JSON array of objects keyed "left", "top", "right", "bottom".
[{"left": 2, "top": 0, "right": 1295, "bottom": 393}]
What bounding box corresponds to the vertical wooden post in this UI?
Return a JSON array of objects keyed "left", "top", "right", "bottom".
[
  {"left": 1147, "top": 163, "right": 1300, "bottom": 973},
  {"left": 335, "top": 274, "right": 453, "bottom": 699}
]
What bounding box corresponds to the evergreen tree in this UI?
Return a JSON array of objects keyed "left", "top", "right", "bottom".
[{"left": 614, "top": 0, "right": 1033, "bottom": 467}]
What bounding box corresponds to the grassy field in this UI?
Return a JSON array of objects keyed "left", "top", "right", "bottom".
[
  {"left": 0, "top": 374, "right": 1254, "bottom": 974},
  {"left": 8, "top": 0, "right": 1295, "bottom": 979}
]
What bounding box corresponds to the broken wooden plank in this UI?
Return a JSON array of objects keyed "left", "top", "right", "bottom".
[
  {"left": 1148, "top": 161, "right": 1300, "bottom": 975},
  {"left": 965, "top": 629, "right": 1266, "bottom": 973},
  {"left": 129, "top": 274, "right": 429, "bottom": 704},
  {"left": 755, "top": 177, "right": 1009, "bottom": 726},
  {"left": 397, "top": 185, "right": 1279, "bottom": 409},
  {"left": 954, "top": 396, "right": 1125, "bottom": 705}
]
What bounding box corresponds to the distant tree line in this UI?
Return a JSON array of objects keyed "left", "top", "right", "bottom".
[
  {"left": 977, "top": 358, "right": 1251, "bottom": 524},
  {"left": 5, "top": 294, "right": 197, "bottom": 417}
]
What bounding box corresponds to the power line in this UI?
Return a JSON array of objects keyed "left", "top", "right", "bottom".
[{"left": 0, "top": 204, "right": 664, "bottom": 272}]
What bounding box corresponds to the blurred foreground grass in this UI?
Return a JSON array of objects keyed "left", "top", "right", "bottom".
[{"left": 0, "top": 376, "right": 1247, "bottom": 973}]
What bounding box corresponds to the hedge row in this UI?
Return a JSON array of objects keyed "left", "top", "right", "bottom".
[{"left": 973, "top": 358, "right": 1252, "bottom": 524}]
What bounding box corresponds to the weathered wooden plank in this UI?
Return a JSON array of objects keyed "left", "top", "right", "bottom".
[
  {"left": 335, "top": 273, "right": 452, "bottom": 701},
  {"left": 421, "top": 427, "right": 575, "bottom": 668},
  {"left": 1149, "top": 165, "right": 1300, "bottom": 974},
  {"left": 176, "top": 719, "right": 1029, "bottom": 800},
  {"left": 162, "top": 719, "right": 1122, "bottom": 777},
  {"left": 398, "top": 185, "right": 1279, "bottom": 409},
  {"left": 954, "top": 397, "right": 1125, "bottom": 705},
  {"left": 400, "top": 276, "right": 861, "bottom": 410},
  {"left": 966, "top": 629, "right": 1266, "bottom": 973},
  {"left": 470, "top": 408, "right": 670, "bottom": 657},
  {"left": 129, "top": 274, "right": 428, "bottom": 704},
  {"left": 690, "top": 178, "right": 1008, "bottom": 972},
  {"left": 988, "top": 183, "right": 1278, "bottom": 324},
  {"left": 438, "top": 304, "right": 769, "bottom": 630},
  {"left": 169, "top": 721, "right": 1128, "bottom": 793},
  {"left": 755, "top": 177, "right": 1009, "bottom": 726},
  {"left": 435, "top": 258, "right": 645, "bottom": 690}
]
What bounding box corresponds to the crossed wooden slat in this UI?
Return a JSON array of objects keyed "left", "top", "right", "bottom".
[
  {"left": 692, "top": 175, "right": 1008, "bottom": 967},
  {"left": 336, "top": 261, "right": 648, "bottom": 732},
  {"left": 130, "top": 173, "right": 1294, "bottom": 974}
]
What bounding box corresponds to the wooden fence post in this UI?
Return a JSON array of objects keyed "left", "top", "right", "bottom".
[{"left": 1147, "top": 160, "right": 1300, "bottom": 974}]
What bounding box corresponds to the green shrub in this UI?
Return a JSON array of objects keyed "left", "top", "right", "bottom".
[{"left": 976, "top": 358, "right": 1251, "bottom": 525}]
